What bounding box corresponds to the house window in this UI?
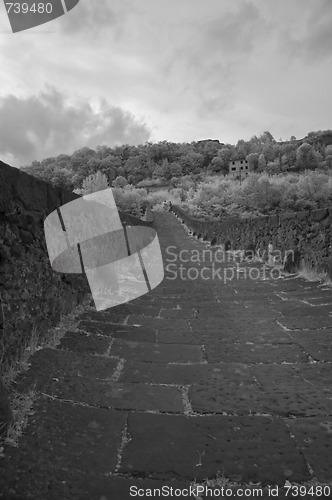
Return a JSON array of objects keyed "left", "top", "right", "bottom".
[
  {"left": 231, "top": 167, "right": 236, "bottom": 171},
  {"left": 241, "top": 166, "right": 243, "bottom": 170},
  {"left": 245, "top": 165, "right": 248, "bottom": 169},
  {"left": 232, "top": 161, "right": 235, "bottom": 165},
  {"left": 240, "top": 160, "right": 243, "bottom": 164}
]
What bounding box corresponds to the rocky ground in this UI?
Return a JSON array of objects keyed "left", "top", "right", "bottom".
[{"left": 0, "top": 211, "right": 331, "bottom": 499}]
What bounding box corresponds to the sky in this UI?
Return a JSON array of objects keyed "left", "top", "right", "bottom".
[{"left": 0, "top": 0, "right": 331, "bottom": 167}]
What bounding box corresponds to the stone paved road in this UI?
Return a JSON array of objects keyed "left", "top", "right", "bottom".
[{"left": 0, "top": 211, "right": 332, "bottom": 499}]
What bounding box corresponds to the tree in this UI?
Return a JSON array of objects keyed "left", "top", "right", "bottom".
[
  {"left": 246, "top": 153, "right": 259, "bottom": 171},
  {"left": 266, "top": 161, "right": 281, "bottom": 176},
  {"left": 295, "top": 143, "right": 319, "bottom": 171},
  {"left": 211, "top": 156, "right": 224, "bottom": 173},
  {"left": 75, "top": 171, "right": 109, "bottom": 195},
  {"left": 179, "top": 152, "right": 204, "bottom": 175},
  {"left": 124, "top": 152, "right": 154, "bottom": 183},
  {"left": 261, "top": 131, "right": 275, "bottom": 143},
  {"left": 169, "top": 161, "right": 183, "bottom": 177},
  {"left": 258, "top": 154, "right": 267, "bottom": 171},
  {"left": 153, "top": 158, "right": 171, "bottom": 180},
  {"left": 214, "top": 147, "right": 232, "bottom": 173},
  {"left": 198, "top": 140, "right": 222, "bottom": 167},
  {"left": 235, "top": 139, "right": 250, "bottom": 159},
  {"left": 112, "top": 175, "right": 128, "bottom": 188},
  {"left": 325, "top": 145, "right": 332, "bottom": 157},
  {"left": 325, "top": 155, "right": 332, "bottom": 168}
]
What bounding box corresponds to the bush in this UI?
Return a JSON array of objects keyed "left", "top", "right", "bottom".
[{"left": 177, "top": 171, "right": 332, "bottom": 218}]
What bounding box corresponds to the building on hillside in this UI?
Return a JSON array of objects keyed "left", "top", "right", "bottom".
[
  {"left": 197, "top": 139, "right": 222, "bottom": 145},
  {"left": 229, "top": 158, "right": 250, "bottom": 178}
]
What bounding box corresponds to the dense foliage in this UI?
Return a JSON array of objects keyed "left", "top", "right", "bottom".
[
  {"left": 16, "top": 129, "right": 332, "bottom": 217},
  {"left": 20, "top": 130, "right": 332, "bottom": 191},
  {"left": 180, "top": 171, "right": 332, "bottom": 219}
]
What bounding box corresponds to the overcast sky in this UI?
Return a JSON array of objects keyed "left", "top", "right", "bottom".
[{"left": 0, "top": 0, "right": 331, "bottom": 167}]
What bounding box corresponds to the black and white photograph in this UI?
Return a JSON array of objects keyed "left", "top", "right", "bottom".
[{"left": 0, "top": 1, "right": 332, "bottom": 498}]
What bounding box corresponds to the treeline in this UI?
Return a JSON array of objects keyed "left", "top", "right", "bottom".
[{"left": 20, "top": 129, "right": 332, "bottom": 190}]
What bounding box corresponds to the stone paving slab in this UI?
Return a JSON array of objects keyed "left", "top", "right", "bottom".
[
  {"left": 277, "top": 304, "right": 332, "bottom": 317},
  {"left": 304, "top": 296, "right": 332, "bottom": 306},
  {"left": 0, "top": 473, "right": 191, "bottom": 500},
  {"left": 120, "top": 413, "right": 310, "bottom": 484},
  {"left": 124, "top": 304, "right": 162, "bottom": 317},
  {"left": 157, "top": 330, "right": 204, "bottom": 344},
  {"left": 59, "top": 331, "right": 110, "bottom": 355},
  {"left": 195, "top": 326, "right": 293, "bottom": 345},
  {"left": 277, "top": 316, "right": 331, "bottom": 330},
  {"left": 111, "top": 339, "right": 206, "bottom": 363},
  {"left": 274, "top": 281, "right": 323, "bottom": 293},
  {"left": 190, "top": 381, "right": 332, "bottom": 417},
  {"left": 45, "top": 378, "right": 183, "bottom": 413},
  {"left": 159, "top": 307, "right": 198, "bottom": 319},
  {"left": 294, "top": 340, "right": 332, "bottom": 361},
  {"left": 127, "top": 315, "right": 191, "bottom": 331},
  {"left": 277, "top": 290, "right": 332, "bottom": 302},
  {"left": 120, "top": 361, "right": 253, "bottom": 385},
  {"left": 260, "top": 388, "right": 332, "bottom": 417},
  {"left": 189, "top": 381, "right": 267, "bottom": 414},
  {"left": 1, "top": 397, "right": 125, "bottom": 476},
  {"left": 286, "top": 417, "right": 332, "bottom": 483},
  {"left": 78, "top": 320, "right": 127, "bottom": 336},
  {"left": 203, "top": 341, "right": 307, "bottom": 364},
  {"left": 15, "top": 348, "right": 119, "bottom": 392},
  {"left": 190, "top": 318, "right": 289, "bottom": 338},
  {"left": 253, "top": 363, "right": 332, "bottom": 392},
  {"left": 110, "top": 325, "right": 157, "bottom": 342}
]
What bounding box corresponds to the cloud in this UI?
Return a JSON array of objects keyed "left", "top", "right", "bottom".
[
  {"left": 275, "top": 0, "right": 332, "bottom": 64},
  {"left": 59, "top": 0, "right": 118, "bottom": 35},
  {"left": 0, "top": 87, "right": 151, "bottom": 166},
  {"left": 303, "top": 0, "right": 332, "bottom": 61},
  {"left": 205, "top": 1, "right": 265, "bottom": 56},
  {"left": 158, "top": 1, "right": 270, "bottom": 118}
]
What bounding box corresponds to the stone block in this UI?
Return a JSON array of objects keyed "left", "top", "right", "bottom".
[{"left": 120, "top": 413, "right": 310, "bottom": 483}]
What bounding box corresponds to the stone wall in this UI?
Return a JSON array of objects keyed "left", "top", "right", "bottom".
[
  {"left": 0, "top": 161, "right": 90, "bottom": 376},
  {"left": 171, "top": 205, "right": 332, "bottom": 277},
  {"left": 0, "top": 161, "right": 153, "bottom": 374}
]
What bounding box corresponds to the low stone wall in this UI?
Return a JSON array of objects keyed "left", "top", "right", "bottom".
[
  {"left": 0, "top": 161, "right": 155, "bottom": 372},
  {"left": 0, "top": 161, "right": 153, "bottom": 432},
  {"left": 0, "top": 161, "right": 92, "bottom": 376},
  {"left": 171, "top": 205, "right": 332, "bottom": 277}
]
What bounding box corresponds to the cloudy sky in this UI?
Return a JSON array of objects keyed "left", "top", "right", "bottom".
[{"left": 0, "top": 0, "right": 331, "bottom": 167}]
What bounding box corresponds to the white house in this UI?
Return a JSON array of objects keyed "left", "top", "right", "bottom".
[{"left": 229, "top": 158, "right": 250, "bottom": 178}]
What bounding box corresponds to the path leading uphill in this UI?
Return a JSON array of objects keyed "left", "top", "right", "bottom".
[{"left": 1, "top": 211, "right": 332, "bottom": 499}]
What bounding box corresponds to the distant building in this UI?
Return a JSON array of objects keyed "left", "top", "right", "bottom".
[
  {"left": 229, "top": 158, "right": 250, "bottom": 178},
  {"left": 197, "top": 139, "right": 221, "bottom": 144}
]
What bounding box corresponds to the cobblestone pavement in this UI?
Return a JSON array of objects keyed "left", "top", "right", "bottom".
[{"left": 1, "top": 211, "right": 331, "bottom": 499}]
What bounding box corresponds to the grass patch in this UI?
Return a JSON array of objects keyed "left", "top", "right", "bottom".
[
  {"left": 0, "top": 295, "right": 92, "bottom": 457},
  {"left": 297, "top": 266, "right": 332, "bottom": 286},
  {"left": 0, "top": 388, "right": 37, "bottom": 456}
]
